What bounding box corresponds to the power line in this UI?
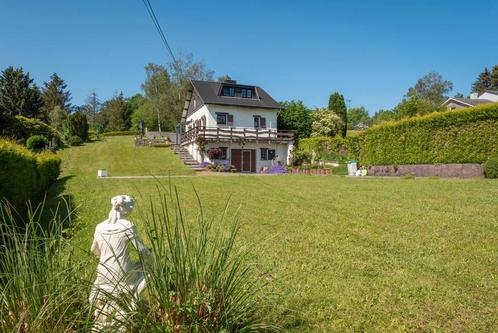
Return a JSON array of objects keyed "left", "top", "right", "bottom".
[{"left": 141, "top": 0, "right": 177, "bottom": 64}]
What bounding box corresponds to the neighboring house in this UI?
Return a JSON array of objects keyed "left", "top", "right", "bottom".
[
  {"left": 178, "top": 79, "right": 294, "bottom": 173},
  {"left": 442, "top": 90, "right": 498, "bottom": 110}
]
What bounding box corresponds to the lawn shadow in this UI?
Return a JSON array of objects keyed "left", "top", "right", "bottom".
[{"left": 41, "top": 175, "right": 77, "bottom": 234}]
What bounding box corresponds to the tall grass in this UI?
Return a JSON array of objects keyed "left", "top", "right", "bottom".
[
  {"left": 106, "top": 187, "right": 279, "bottom": 332},
  {"left": 0, "top": 186, "right": 277, "bottom": 332},
  {"left": 0, "top": 200, "right": 93, "bottom": 332}
]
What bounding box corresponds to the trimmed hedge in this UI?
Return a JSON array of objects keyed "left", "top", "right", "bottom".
[
  {"left": 103, "top": 130, "right": 136, "bottom": 136},
  {"left": 298, "top": 103, "right": 498, "bottom": 166},
  {"left": 484, "top": 156, "right": 498, "bottom": 178},
  {"left": 26, "top": 135, "right": 48, "bottom": 151},
  {"left": 0, "top": 140, "right": 61, "bottom": 212}
]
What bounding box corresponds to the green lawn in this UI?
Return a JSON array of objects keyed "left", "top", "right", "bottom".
[{"left": 53, "top": 136, "right": 498, "bottom": 332}]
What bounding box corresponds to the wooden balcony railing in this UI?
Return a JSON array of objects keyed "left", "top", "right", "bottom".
[{"left": 181, "top": 126, "right": 294, "bottom": 145}]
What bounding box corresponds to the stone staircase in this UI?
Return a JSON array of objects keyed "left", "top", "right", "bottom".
[{"left": 171, "top": 144, "right": 204, "bottom": 171}]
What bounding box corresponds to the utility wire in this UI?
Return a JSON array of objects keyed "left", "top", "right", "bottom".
[{"left": 141, "top": 0, "right": 177, "bottom": 64}]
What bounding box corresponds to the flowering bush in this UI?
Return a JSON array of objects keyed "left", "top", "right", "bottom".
[{"left": 207, "top": 148, "right": 222, "bottom": 159}]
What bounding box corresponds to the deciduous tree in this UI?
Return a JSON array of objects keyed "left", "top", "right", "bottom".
[
  {"left": 278, "top": 100, "right": 312, "bottom": 140},
  {"left": 311, "top": 108, "right": 342, "bottom": 137},
  {"left": 406, "top": 71, "right": 452, "bottom": 111},
  {"left": 347, "top": 106, "right": 370, "bottom": 130}
]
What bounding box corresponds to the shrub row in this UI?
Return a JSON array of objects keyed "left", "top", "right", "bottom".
[
  {"left": 0, "top": 139, "right": 61, "bottom": 212},
  {"left": 298, "top": 103, "right": 498, "bottom": 165},
  {"left": 102, "top": 130, "right": 136, "bottom": 136}
]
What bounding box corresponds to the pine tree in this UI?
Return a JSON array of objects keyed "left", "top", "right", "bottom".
[
  {"left": 328, "top": 92, "right": 347, "bottom": 137},
  {"left": 472, "top": 67, "right": 492, "bottom": 94},
  {"left": 491, "top": 65, "right": 498, "bottom": 90},
  {"left": 40, "top": 73, "right": 71, "bottom": 122},
  {"left": 0, "top": 66, "right": 43, "bottom": 118},
  {"left": 101, "top": 93, "right": 131, "bottom": 131}
]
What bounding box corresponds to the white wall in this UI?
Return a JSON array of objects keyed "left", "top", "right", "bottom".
[
  {"left": 186, "top": 140, "right": 292, "bottom": 172},
  {"left": 478, "top": 92, "right": 498, "bottom": 102}
]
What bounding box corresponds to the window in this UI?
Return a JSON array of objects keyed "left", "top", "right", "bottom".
[
  {"left": 216, "top": 113, "right": 227, "bottom": 125},
  {"left": 222, "top": 86, "right": 235, "bottom": 97},
  {"left": 219, "top": 147, "right": 228, "bottom": 160},
  {"left": 260, "top": 148, "right": 276, "bottom": 160},
  {"left": 253, "top": 116, "right": 266, "bottom": 129},
  {"left": 260, "top": 148, "right": 267, "bottom": 161},
  {"left": 268, "top": 149, "right": 276, "bottom": 160},
  {"left": 221, "top": 86, "right": 255, "bottom": 98}
]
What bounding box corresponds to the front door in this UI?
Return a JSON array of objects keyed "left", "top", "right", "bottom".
[{"left": 241, "top": 150, "right": 252, "bottom": 172}]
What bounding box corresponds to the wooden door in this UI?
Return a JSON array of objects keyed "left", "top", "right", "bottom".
[
  {"left": 231, "top": 149, "right": 241, "bottom": 172},
  {"left": 242, "top": 150, "right": 251, "bottom": 172}
]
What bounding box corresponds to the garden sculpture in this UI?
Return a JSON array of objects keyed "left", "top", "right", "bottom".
[{"left": 89, "top": 195, "right": 150, "bottom": 331}]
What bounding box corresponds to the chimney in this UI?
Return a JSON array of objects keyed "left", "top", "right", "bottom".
[{"left": 469, "top": 92, "right": 479, "bottom": 99}]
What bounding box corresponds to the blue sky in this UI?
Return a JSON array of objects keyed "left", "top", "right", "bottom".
[{"left": 1, "top": 0, "right": 497, "bottom": 114}]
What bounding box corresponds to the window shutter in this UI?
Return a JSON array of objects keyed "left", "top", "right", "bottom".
[
  {"left": 227, "top": 114, "right": 234, "bottom": 126},
  {"left": 260, "top": 117, "right": 267, "bottom": 128}
]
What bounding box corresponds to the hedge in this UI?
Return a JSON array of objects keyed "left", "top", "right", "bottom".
[
  {"left": 298, "top": 103, "right": 498, "bottom": 165},
  {"left": 103, "top": 130, "right": 136, "bottom": 136},
  {"left": 0, "top": 140, "right": 61, "bottom": 212}
]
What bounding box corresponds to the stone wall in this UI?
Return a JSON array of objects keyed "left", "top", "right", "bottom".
[{"left": 367, "top": 164, "right": 484, "bottom": 178}]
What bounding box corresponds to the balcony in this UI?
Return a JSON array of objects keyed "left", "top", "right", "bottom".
[{"left": 181, "top": 127, "right": 294, "bottom": 145}]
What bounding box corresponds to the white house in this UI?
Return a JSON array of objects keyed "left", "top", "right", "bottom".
[
  {"left": 178, "top": 80, "right": 294, "bottom": 173},
  {"left": 442, "top": 90, "right": 498, "bottom": 110}
]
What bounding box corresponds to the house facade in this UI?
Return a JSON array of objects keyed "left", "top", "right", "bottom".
[
  {"left": 442, "top": 90, "right": 498, "bottom": 110},
  {"left": 179, "top": 80, "right": 294, "bottom": 173}
]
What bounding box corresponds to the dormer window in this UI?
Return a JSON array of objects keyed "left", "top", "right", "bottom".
[{"left": 221, "top": 85, "right": 256, "bottom": 99}]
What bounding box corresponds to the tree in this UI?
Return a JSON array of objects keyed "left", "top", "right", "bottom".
[
  {"left": 278, "top": 100, "right": 312, "bottom": 140},
  {"left": 310, "top": 108, "right": 342, "bottom": 137},
  {"left": 371, "top": 109, "right": 396, "bottom": 125},
  {"left": 68, "top": 111, "right": 89, "bottom": 141},
  {"left": 217, "top": 74, "right": 232, "bottom": 82},
  {"left": 83, "top": 91, "right": 100, "bottom": 130},
  {"left": 347, "top": 106, "right": 370, "bottom": 130},
  {"left": 472, "top": 67, "right": 492, "bottom": 94},
  {"left": 491, "top": 65, "right": 498, "bottom": 90},
  {"left": 142, "top": 63, "right": 172, "bottom": 131},
  {"left": 406, "top": 71, "right": 453, "bottom": 110},
  {"left": 40, "top": 73, "right": 71, "bottom": 121},
  {"left": 48, "top": 105, "right": 68, "bottom": 133},
  {"left": 100, "top": 93, "right": 131, "bottom": 131},
  {"left": 393, "top": 95, "right": 433, "bottom": 119},
  {"left": 0, "top": 66, "right": 43, "bottom": 118},
  {"left": 328, "top": 92, "right": 347, "bottom": 137}
]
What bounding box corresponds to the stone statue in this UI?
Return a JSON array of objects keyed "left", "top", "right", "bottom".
[{"left": 89, "top": 195, "right": 150, "bottom": 330}]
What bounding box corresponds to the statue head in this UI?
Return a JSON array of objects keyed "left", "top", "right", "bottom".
[{"left": 107, "top": 195, "right": 135, "bottom": 223}]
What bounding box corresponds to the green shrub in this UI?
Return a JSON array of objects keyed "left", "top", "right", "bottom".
[
  {"left": 103, "top": 130, "right": 136, "bottom": 136},
  {"left": 26, "top": 135, "right": 48, "bottom": 151},
  {"left": 298, "top": 103, "right": 498, "bottom": 166},
  {"left": 68, "top": 112, "right": 89, "bottom": 141},
  {"left": 67, "top": 135, "right": 83, "bottom": 146},
  {"left": 9, "top": 115, "right": 62, "bottom": 143},
  {"left": 483, "top": 156, "right": 498, "bottom": 178},
  {"left": 0, "top": 140, "right": 61, "bottom": 213}
]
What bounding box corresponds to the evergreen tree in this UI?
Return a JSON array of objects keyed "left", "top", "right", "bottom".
[
  {"left": 83, "top": 91, "right": 100, "bottom": 129},
  {"left": 48, "top": 105, "right": 68, "bottom": 133},
  {"left": 68, "top": 111, "right": 89, "bottom": 141},
  {"left": 328, "top": 92, "right": 347, "bottom": 137},
  {"left": 0, "top": 66, "right": 43, "bottom": 118},
  {"left": 101, "top": 93, "right": 131, "bottom": 131},
  {"left": 472, "top": 67, "right": 492, "bottom": 94},
  {"left": 40, "top": 73, "right": 71, "bottom": 121},
  {"left": 491, "top": 65, "right": 498, "bottom": 90}
]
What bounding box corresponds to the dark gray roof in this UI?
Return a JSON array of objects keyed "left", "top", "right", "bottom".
[
  {"left": 190, "top": 80, "right": 281, "bottom": 110},
  {"left": 484, "top": 90, "right": 498, "bottom": 95},
  {"left": 446, "top": 98, "right": 493, "bottom": 106}
]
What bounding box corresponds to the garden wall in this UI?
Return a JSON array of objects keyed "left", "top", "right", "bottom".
[
  {"left": 298, "top": 103, "right": 498, "bottom": 166},
  {"left": 0, "top": 140, "right": 61, "bottom": 212},
  {"left": 367, "top": 164, "right": 484, "bottom": 178}
]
